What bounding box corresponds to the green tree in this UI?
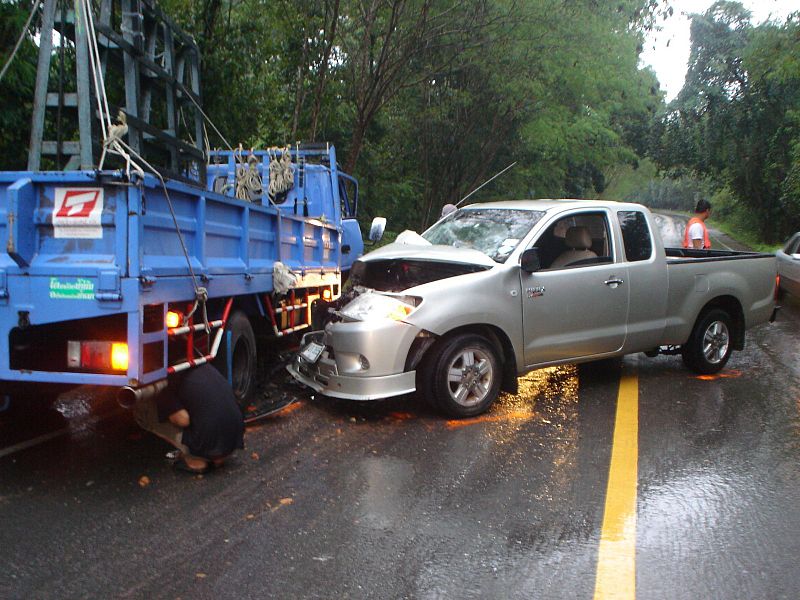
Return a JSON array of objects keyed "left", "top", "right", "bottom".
[
  {"left": 0, "top": 0, "right": 38, "bottom": 170},
  {"left": 652, "top": 2, "right": 800, "bottom": 241}
]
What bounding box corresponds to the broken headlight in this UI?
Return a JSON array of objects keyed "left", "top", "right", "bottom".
[{"left": 338, "top": 292, "right": 421, "bottom": 323}]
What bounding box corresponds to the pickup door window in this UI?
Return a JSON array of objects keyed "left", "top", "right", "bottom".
[{"left": 521, "top": 211, "right": 629, "bottom": 366}]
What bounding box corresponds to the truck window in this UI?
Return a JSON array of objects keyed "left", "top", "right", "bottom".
[
  {"left": 617, "top": 211, "right": 653, "bottom": 262},
  {"left": 534, "top": 211, "right": 613, "bottom": 269},
  {"left": 338, "top": 174, "right": 358, "bottom": 218}
]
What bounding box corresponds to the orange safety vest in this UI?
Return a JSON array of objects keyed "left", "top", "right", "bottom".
[{"left": 683, "top": 217, "right": 711, "bottom": 249}]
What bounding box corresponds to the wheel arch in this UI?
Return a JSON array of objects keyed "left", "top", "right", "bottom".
[
  {"left": 413, "top": 324, "right": 518, "bottom": 394},
  {"left": 694, "top": 295, "right": 745, "bottom": 350}
]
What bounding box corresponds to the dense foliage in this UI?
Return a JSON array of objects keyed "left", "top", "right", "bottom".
[
  {"left": 0, "top": 1, "right": 37, "bottom": 169},
  {"left": 156, "top": 0, "right": 668, "bottom": 230},
  {"left": 0, "top": 0, "right": 663, "bottom": 231},
  {"left": 650, "top": 1, "right": 800, "bottom": 242},
  {"left": 2, "top": 0, "right": 796, "bottom": 242}
]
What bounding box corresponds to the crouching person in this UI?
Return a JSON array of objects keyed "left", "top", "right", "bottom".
[{"left": 134, "top": 364, "right": 245, "bottom": 474}]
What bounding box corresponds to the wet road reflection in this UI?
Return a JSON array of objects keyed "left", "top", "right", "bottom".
[
  {"left": 1, "top": 302, "right": 798, "bottom": 599},
  {"left": 636, "top": 310, "right": 800, "bottom": 599}
]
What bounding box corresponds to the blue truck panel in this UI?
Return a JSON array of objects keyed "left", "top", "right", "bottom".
[{"left": 0, "top": 146, "right": 359, "bottom": 394}]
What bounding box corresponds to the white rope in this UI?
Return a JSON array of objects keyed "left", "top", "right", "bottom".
[
  {"left": 80, "top": 0, "right": 111, "bottom": 140},
  {"left": 0, "top": 0, "right": 39, "bottom": 84},
  {"left": 115, "top": 137, "right": 210, "bottom": 332},
  {"left": 268, "top": 146, "right": 294, "bottom": 200},
  {"left": 78, "top": 0, "right": 209, "bottom": 330},
  {"left": 234, "top": 145, "right": 264, "bottom": 202}
]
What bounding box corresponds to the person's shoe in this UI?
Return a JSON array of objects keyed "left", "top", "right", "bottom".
[{"left": 173, "top": 457, "right": 211, "bottom": 474}]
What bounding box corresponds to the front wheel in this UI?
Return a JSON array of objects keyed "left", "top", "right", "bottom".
[
  {"left": 682, "top": 308, "right": 733, "bottom": 374},
  {"left": 420, "top": 334, "right": 502, "bottom": 418},
  {"left": 213, "top": 310, "right": 257, "bottom": 409}
]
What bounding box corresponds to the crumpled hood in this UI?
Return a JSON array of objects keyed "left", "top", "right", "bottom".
[
  {"left": 360, "top": 242, "right": 497, "bottom": 268},
  {"left": 349, "top": 243, "right": 496, "bottom": 293}
]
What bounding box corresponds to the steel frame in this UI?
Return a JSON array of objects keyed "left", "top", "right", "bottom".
[{"left": 28, "top": 0, "right": 205, "bottom": 180}]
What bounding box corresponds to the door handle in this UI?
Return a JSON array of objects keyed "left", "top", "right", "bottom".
[{"left": 604, "top": 277, "right": 624, "bottom": 287}]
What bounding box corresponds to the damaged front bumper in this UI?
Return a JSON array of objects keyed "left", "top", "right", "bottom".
[{"left": 287, "top": 319, "right": 422, "bottom": 401}]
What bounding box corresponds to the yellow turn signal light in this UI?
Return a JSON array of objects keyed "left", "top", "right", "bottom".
[
  {"left": 387, "top": 304, "right": 414, "bottom": 321},
  {"left": 166, "top": 310, "right": 182, "bottom": 328},
  {"left": 322, "top": 288, "right": 333, "bottom": 301},
  {"left": 111, "top": 343, "right": 129, "bottom": 371}
]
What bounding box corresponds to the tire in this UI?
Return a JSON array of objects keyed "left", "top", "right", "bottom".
[
  {"left": 213, "top": 310, "right": 257, "bottom": 409},
  {"left": 0, "top": 388, "right": 65, "bottom": 428},
  {"left": 682, "top": 308, "right": 733, "bottom": 374},
  {"left": 420, "top": 333, "right": 502, "bottom": 418}
]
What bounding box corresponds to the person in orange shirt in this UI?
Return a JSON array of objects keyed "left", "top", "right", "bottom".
[{"left": 683, "top": 199, "right": 712, "bottom": 249}]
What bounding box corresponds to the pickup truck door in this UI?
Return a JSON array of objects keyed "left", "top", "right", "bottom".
[
  {"left": 615, "top": 209, "right": 668, "bottom": 350},
  {"left": 520, "top": 210, "right": 629, "bottom": 366}
]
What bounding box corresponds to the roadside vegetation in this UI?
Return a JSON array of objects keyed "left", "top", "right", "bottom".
[{"left": 1, "top": 0, "right": 797, "bottom": 245}]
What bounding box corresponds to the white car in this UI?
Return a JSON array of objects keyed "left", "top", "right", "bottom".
[{"left": 777, "top": 232, "right": 800, "bottom": 298}]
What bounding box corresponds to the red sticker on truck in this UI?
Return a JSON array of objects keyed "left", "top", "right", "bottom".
[{"left": 53, "top": 188, "right": 104, "bottom": 239}]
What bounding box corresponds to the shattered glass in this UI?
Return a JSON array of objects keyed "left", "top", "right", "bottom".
[{"left": 422, "top": 208, "right": 545, "bottom": 262}]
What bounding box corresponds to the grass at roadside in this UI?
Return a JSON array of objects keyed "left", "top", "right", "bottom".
[{"left": 711, "top": 219, "right": 781, "bottom": 253}]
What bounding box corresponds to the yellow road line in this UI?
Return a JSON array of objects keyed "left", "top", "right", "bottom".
[{"left": 594, "top": 363, "right": 639, "bottom": 600}]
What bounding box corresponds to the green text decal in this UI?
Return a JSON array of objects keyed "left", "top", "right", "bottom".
[{"left": 49, "top": 277, "right": 94, "bottom": 300}]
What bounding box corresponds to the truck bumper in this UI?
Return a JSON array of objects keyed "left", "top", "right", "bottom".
[{"left": 287, "top": 320, "right": 421, "bottom": 401}]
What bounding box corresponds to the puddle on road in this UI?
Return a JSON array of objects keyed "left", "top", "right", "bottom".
[{"left": 445, "top": 365, "right": 580, "bottom": 430}]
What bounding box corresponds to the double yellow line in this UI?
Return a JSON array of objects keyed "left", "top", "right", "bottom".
[{"left": 594, "top": 363, "right": 639, "bottom": 600}]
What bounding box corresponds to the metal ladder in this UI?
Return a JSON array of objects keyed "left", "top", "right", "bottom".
[{"left": 27, "top": 0, "right": 205, "bottom": 179}]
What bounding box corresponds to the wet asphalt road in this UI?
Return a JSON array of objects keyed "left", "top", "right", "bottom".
[{"left": 1, "top": 222, "right": 799, "bottom": 599}]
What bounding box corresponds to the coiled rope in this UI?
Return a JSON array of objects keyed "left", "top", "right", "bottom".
[
  {"left": 268, "top": 146, "right": 294, "bottom": 201},
  {"left": 234, "top": 145, "right": 264, "bottom": 202}
]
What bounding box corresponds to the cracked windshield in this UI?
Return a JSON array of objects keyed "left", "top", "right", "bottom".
[{"left": 422, "top": 209, "right": 545, "bottom": 262}]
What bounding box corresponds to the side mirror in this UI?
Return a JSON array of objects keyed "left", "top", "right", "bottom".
[
  {"left": 520, "top": 248, "right": 542, "bottom": 273},
  {"left": 368, "top": 217, "right": 387, "bottom": 243}
]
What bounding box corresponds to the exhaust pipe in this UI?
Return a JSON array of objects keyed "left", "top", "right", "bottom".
[{"left": 117, "top": 379, "right": 168, "bottom": 409}]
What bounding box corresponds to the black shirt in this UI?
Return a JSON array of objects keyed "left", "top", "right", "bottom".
[{"left": 158, "top": 365, "right": 245, "bottom": 458}]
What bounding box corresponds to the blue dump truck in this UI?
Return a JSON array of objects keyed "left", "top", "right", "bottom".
[{"left": 0, "top": 145, "right": 381, "bottom": 413}]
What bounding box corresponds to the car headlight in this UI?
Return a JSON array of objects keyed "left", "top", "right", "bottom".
[{"left": 338, "top": 292, "right": 421, "bottom": 322}]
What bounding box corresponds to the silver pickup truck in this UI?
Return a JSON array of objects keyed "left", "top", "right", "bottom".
[{"left": 289, "top": 200, "right": 778, "bottom": 417}]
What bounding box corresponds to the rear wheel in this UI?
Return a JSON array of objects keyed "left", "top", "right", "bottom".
[
  {"left": 682, "top": 308, "right": 733, "bottom": 374},
  {"left": 420, "top": 334, "right": 501, "bottom": 418},
  {"left": 0, "top": 387, "right": 66, "bottom": 428},
  {"left": 213, "top": 310, "right": 257, "bottom": 409}
]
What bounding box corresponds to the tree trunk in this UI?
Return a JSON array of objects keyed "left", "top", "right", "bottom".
[
  {"left": 344, "top": 117, "right": 367, "bottom": 174},
  {"left": 291, "top": 35, "right": 310, "bottom": 140},
  {"left": 310, "top": 0, "right": 340, "bottom": 141}
]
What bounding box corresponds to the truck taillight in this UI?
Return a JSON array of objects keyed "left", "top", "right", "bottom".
[
  {"left": 322, "top": 289, "right": 333, "bottom": 301},
  {"left": 111, "top": 343, "right": 129, "bottom": 371},
  {"left": 67, "top": 341, "right": 129, "bottom": 372},
  {"left": 166, "top": 310, "right": 182, "bottom": 328}
]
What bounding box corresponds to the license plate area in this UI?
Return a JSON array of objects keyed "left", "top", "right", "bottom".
[{"left": 299, "top": 341, "right": 325, "bottom": 364}]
